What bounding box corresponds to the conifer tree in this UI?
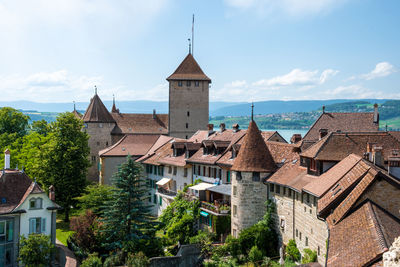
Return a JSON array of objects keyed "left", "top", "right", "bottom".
[{"left": 102, "top": 156, "right": 158, "bottom": 252}]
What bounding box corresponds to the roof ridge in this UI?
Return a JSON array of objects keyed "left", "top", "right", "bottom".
[{"left": 367, "top": 201, "right": 389, "bottom": 251}]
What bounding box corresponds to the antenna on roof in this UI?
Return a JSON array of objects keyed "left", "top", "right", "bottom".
[
  {"left": 94, "top": 85, "right": 97, "bottom": 95},
  {"left": 188, "top": 38, "right": 191, "bottom": 54},
  {"left": 192, "top": 14, "right": 194, "bottom": 56},
  {"left": 251, "top": 102, "right": 254, "bottom": 121}
]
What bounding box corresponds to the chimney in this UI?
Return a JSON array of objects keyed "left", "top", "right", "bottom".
[
  {"left": 220, "top": 123, "right": 226, "bottom": 132},
  {"left": 4, "top": 149, "right": 10, "bottom": 169},
  {"left": 232, "top": 124, "right": 239, "bottom": 132},
  {"left": 153, "top": 109, "right": 156, "bottom": 119},
  {"left": 373, "top": 103, "right": 379, "bottom": 124},
  {"left": 49, "top": 185, "right": 55, "bottom": 201},
  {"left": 207, "top": 124, "right": 214, "bottom": 136},
  {"left": 372, "top": 146, "right": 383, "bottom": 167},
  {"left": 319, "top": 129, "right": 328, "bottom": 140},
  {"left": 290, "top": 134, "right": 302, "bottom": 144}
]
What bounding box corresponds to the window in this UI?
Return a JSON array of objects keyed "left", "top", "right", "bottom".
[
  {"left": 198, "top": 166, "right": 201, "bottom": 175},
  {"left": 168, "top": 166, "right": 172, "bottom": 174},
  {"left": 233, "top": 205, "right": 237, "bottom": 216},
  {"left": 270, "top": 184, "right": 274, "bottom": 192},
  {"left": 227, "top": 171, "right": 231, "bottom": 183},
  {"left": 186, "top": 135, "right": 188, "bottom": 139},
  {"left": 252, "top": 172, "right": 260, "bottom": 182},
  {"left": 307, "top": 193, "right": 310, "bottom": 203},
  {"left": 296, "top": 229, "right": 298, "bottom": 237},
  {"left": 236, "top": 171, "right": 242, "bottom": 181},
  {"left": 195, "top": 81, "right": 199, "bottom": 87},
  {"left": 185, "top": 123, "right": 188, "bottom": 129},
  {"left": 310, "top": 159, "right": 316, "bottom": 171},
  {"left": 208, "top": 167, "right": 211, "bottom": 177},
  {"left": 99, "top": 123, "right": 103, "bottom": 128},
  {"left": 173, "top": 167, "right": 177, "bottom": 175},
  {"left": 178, "top": 81, "right": 183, "bottom": 87},
  {"left": 91, "top": 156, "right": 96, "bottom": 163},
  {"left": 314, "top": 196, "right": 317, "bottom": 206},
  {"left": 187, "top": 111, "right": 190, "bottom": 117},
  {"left": 305, "top": 237, "right": 308, "bottom": 246},
  {"left": 276, "top": 185, "right": 280, "bottom": 194},
  {"left": 184, "top": 168, "right": 188, "bottom": 177},
  {"left": 203, "top": 166, "right": 206, "bottom": 176},
  {"left": 159, "top": 196, "right": 162, "bottom": 206},
  {"left": 233, "top": 186, "right": 237, "bottom": 196},
  {"left": 106, "top": 141, "right": 108, "bottom": 146},
  {"left": 318, "top": 246, "right": 320, "bottom": 256},
  {"left": 280, "top": 219, "right": 285, "bottom": 230},
  {"left": 288, "top": 189, "right": 292, "bottom": 197},
  {"left": 0, "top": 219, "right": 14, "bottom": 266},
  {"left": 304, "top": 206, "right": 307, "bottom": 212},
  {"left": 29, "top": 218, "right": 46, "bottom": 234},
  {"left": 29, "top": 198, "right": 43, "bottom": 209},
  {"left": 233, "top": 229, "right": 237, "bottom": 238},
  {"left": 153, "top": 194, "right": 157, "bottom": 204},
  {"left": 283, "top": 187, "right": 286, "bottom": 195},
  {"left": 97, "top": 141, "right": 100, "bottom": 146},
  {"left": 218, "top": 169, "right": 222, "bottom": 179},
  {"left": 299, "top": 232, "right": 302, "bottom": 241},
  {"left": 186, "top": 81, "right": 191, "bottom": 86}
]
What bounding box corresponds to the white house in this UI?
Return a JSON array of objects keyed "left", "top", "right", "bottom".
[{"left": 0, "top": 149, "right": 60, "bottom": 266}]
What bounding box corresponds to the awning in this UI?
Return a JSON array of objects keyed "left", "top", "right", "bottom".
[
  {"left": 200, "top": 211, "right": 209, "bottom": 217},
  {"left": 156, "top": 178, "right": 171, "bottom": 186},
  {"left": 189, "top": 182, "right": 214, "bottom": 191}
]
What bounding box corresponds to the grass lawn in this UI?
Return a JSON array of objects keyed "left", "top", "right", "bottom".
[{"left": 56, "top": 209, "right": 82, "bottom": 246}]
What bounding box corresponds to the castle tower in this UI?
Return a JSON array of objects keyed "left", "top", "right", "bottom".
[
  {"left": 167, "top": 53, "right": 211, "bottom": 139},
  {"left": 82, "top": 92, "right": 116, "bottom": 182},
  {"left": 231, "top": 119, "right": 276, "bottom": 237}
]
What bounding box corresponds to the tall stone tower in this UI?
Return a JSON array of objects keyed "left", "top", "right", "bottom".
[
  {"left": 82, "top": 92, "right": 116, "bottom": 182},
  {"left": 230, "top": 119, "right": 276, "bottom": 237},
  {"left": 167, "top": 53, "right": 211, "bottom": 139}
]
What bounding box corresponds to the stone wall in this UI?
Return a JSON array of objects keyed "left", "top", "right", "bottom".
[
  {"left": 383, "top": 236, "right": 400, "bottom": 267},
  {"left": 99, "top": 156, "right": 127, "bottom": 185},
  {"left": 231, "top": 171, "right": 269, "bottom": 237},
  {"left": 168, "top": 80, "right": 209, "bottom": 139},
  {"left": 149, "top": 244, "right": 201, "bottom": 267},
  {"left": 84, "top": 122, "right": 115, "bottom": 182},
  {"left": 356, "top": 179, "right": 400, "bottom": 219},
  {"left": 270, "top": 185, "right": 328, "bottom": 265}
]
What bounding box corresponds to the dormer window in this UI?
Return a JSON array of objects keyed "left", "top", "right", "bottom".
[
  {"left": 309, "top": 159, "right": 316, "bottom": 171},
  {"left": 173, "top": 149, "right": 177, "bottom": 157},
  {"left": 29, "top": 198, "right": 43, "bottom": 209}
]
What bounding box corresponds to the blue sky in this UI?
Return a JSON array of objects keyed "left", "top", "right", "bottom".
[{"left": 0, "top": 0, "right": 399, "bottom": 103}]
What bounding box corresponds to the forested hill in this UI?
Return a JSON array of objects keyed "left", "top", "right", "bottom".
[{"left": 210, "top": 100, "right": 400, "bottom": 130}]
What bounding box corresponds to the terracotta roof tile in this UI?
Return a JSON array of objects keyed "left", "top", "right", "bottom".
[
  {"left": 140, "top": 138, "right": 186, "bottom": 166},
  {"left": 0, "top": 170, "right": 41, "bottom": 214},
  {"left": 167, "top": 53, "right": 211, "bottom": 81},
  {"left": 188, "top": 130, "right": 209, "bottom": 143},
  {"left": 267, "top": 163, "right": 317, "bottom": 192},
  {"left": 231, "top": 121, "right": 276, "bottom": 172},
  {"left": 82, "top": 94, "right": 116, "bottom": 123},
  {"left": 301, "top": 132, "right": 400, "bottom": 161},
  {"left": 389, "top": 131, "right": 400, "bottom": 142},
  {"left": 136, "top": 135, "right": 174, "bottom": 162},
  {"left": 303, "top": 112, "right": 379, "bottom": 142},
  {"left": 327, "top": 200, "right": 400, "bottom": 267},
  {"left": 303, "top": 154, "right": 362, "bottom": 197},
  {"left": 111, "top": 113, "right": 168, "bottom": 135},
  {"left": 99, "top": 134, "right": 160, "bottom": 157}
]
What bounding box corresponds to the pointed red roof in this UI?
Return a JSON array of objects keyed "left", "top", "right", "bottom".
[
  {"left": 82, "top": 94, "right": 115, "bottom": 123},
  {"left": 231, "top": 120, "right": 276, "bottom": 172},
  {"left": 167, "top": 53, "right": 211, "bottom": 82}
]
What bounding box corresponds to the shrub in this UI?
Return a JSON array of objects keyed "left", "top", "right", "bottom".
[
  {"left": 126, "top": 251, "right": 150, "bottom": 267},
  {"left": 189, "top": 230, "right": 216, "bottom": 257},
  {"left": 285, "top": 240, "right": 301, "bottom": 262},
  {"left": 81, "top": 253, "right": 102, "bottom": 267},
  {"left": 103, "top": 250, "right": 124, "bottom": 267},
  {"left": 301, "top": 248, "right": 317, "bottom": 264},
  {"left": 70, "top": 210, "right": 103, "bottom": 254},
  {"left": 18, "top": 234, "right": 55, "bottom": 267},
  {"left": 225, "top": 235, "right": 240, "bottom": 258},
  {"left": 248, "top": 246, "right": 263, "bottom": 263}
]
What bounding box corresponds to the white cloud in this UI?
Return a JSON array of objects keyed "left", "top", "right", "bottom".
[
  {"left": 253, "top": 68, "right": 338, "bottom": 87},
  {"left": 224, "top": 0, "right": 348, "bottom": 17},
  {"left": 361, "top": 62, "right": 397, "bottom": 80}
]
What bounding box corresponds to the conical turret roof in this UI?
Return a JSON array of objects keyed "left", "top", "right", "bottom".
[
  {"left": 167, "top": 53, "right": 211, "bottom": 82},
  {"left": 231, "top": 120, "right": 276, "bottom": 172},
  {"left": 82, "top": 94, "right": 115, "bottom": 123}
]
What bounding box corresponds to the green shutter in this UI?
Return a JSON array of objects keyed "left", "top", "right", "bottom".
[
  {"left": 227, "top": 171, "right": 231, "bottom": 183},
  {"left": 159, "top": 196, "right": 162, "bottom": 206},
  {"left": 29, "top": 218, "right": 34, "bottom": 234},
  {"left": 41, "top": 218, "right": 46, "bottom": 233}
]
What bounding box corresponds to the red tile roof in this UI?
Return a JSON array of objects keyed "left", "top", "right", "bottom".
[
  {"left": 301, "top": 132, "right": 400, "bottom": 161},
  {"left": 167, "top": 53, "right": 211, "bottom": 82},
  {"left": 111, "top": 113, "right": 168, "bottom": 135},
  {"left": 136, "top": 135, "right": 174, "bottom": 162},
  {"left": 231, "top": 121, "right": 276, "bottom": 172},
  {"left": 303, "top": 112, "right": 379, "bottom": 142},
  {"left": 327, "top": 200, "right": 400, "bottom": 267},
  {"left": 99, "top": 134, "right": 160, "bottom": 157},
  {"left": 82, "top": 94, "right": 116, "bottom": 123},
  {"left": 389, "top": 131, "right": 400, "bottom": 142},
  {"left": 0, "top": 170, "right": 43, "bottom": 214}
]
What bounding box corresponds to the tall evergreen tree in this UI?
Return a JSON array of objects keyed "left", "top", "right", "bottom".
[
  {"left": 102, "top": 156, "right": 158, "bottom": 253},
  {"left": 40, "top": 112, "right": 90, "bottom": 222}
]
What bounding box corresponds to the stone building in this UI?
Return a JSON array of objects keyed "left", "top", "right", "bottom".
[
  {"left": 167, "top": 53, "right": 211, "bottom": 139},
  {"left": 230, "top": 119, "right": 277, "bottom": 237}
]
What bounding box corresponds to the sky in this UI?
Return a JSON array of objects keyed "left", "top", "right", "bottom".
[{"left": 0, "top": 0, "right": 399, "bottom": 103}]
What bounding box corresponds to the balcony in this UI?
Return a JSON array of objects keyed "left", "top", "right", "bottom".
[
  {"left": 200, "top": 200, "right": 230, "bottom": 216},
  {"left": 157, "top": 187, "right": 177, "bottom": 199}
]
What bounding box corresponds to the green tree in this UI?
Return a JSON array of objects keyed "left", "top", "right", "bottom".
[
  {"left": 0, "top": 107, "right": 29, "bottom": 137},
  {"left": 40, "top": 112, "right": 90, "bottom": 222},
  {"left": 75, "top": 184, "right": 114, "bottom": 216},
  {"left": 286, "top": 239, "right": 301, "bottom": 262},
  {"left": 248, "top": 245, "right": 263, "bottom": 263},
  {"left": 30, "top": 119, "right": 51, "bottom": 136},
  {"left": 18, "top": 234, "right": 55, "bottom": 267},
  {"left": 101, "top": 156, "right": 158, "bottom": 254},
  {"left": 301, "top": 248, "right": 317, "bottom": 264}
]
